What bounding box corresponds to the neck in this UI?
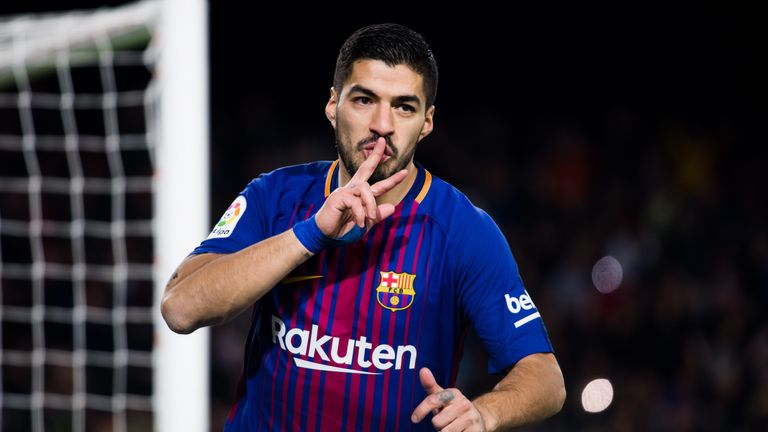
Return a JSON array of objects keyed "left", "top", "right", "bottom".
[{"left": 338, "top": 161, "right": 418, "bottom": 206}]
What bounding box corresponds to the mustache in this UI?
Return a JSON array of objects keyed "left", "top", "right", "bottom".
[{"left": 355, "top": 134, "right": 397, "bottom": 157}]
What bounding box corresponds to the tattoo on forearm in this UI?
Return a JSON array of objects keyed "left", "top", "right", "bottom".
[{"left": 167, "top": 271, "right": 178, "bottom": 286}]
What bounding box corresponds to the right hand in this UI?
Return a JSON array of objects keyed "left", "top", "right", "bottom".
[{"left": 315, "top": 137, "right": 408, "bottom": 238}]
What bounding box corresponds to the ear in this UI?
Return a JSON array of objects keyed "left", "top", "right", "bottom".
[
  {"left": 418, "top": 105, "right": 435, "bottom": 142},
  {"left": 325, "top": 87, "right": 338, "bottom": 128}
]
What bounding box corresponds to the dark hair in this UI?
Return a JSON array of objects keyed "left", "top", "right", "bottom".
[{"left": 333, "top": 23, "right": 438, "bottom": 108}]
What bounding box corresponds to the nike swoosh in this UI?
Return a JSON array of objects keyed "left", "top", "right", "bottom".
[{"left": 280, "top": 275, "right": 324, "bottom": 284}]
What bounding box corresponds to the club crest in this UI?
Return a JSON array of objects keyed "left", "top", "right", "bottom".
[{"left": 376, "top": 271, "right": 416, "bottom": 312}]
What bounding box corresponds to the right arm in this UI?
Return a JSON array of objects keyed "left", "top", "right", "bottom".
[
  {"left": 161, "top": 138, "right": 405, "bottom": 334},
  {"left": 161, "top": 228, "right": 312, "bottom": 334}
]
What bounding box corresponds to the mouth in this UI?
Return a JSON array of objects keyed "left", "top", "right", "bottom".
[
  {"left": 361, "top": 142, "right": 394, "bottom": 161},
  {"left": 360, "top": 141, "right": 392, "bottom": 157},
  {"left": 362, "top": 147, "right": 391, "bottom": 162}
]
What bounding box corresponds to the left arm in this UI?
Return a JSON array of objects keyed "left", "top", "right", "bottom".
[
  {"left": 412, "top": 201, "right": 565, "bottom": 430},
  {"left": 473, "top": 352, "right": 565, "bottom": 429},
  {"left": 411, "top": 352, "right": 565, "bottom": 431}
]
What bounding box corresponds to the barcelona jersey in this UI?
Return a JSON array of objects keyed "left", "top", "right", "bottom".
[{"left": 191, "top": 161, "right": 554, "bottom": 431}]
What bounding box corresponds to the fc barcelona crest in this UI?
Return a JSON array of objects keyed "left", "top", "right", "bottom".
[{"left": 376, "top": 271, "right": 416, "bottom": 312}]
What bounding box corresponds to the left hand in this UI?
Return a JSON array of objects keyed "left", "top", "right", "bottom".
[{"left": 411, "top": 367, "right": 488, "bottom": 431}]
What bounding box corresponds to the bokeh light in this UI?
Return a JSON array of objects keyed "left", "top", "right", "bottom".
[
  {"left": 581, "top": 378, "right": 614, "bottom": 413},
  {"left": 591, "top": 255, "right": 623, "bottom": 293}
]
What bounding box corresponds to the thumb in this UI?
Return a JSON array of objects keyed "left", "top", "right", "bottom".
[
  {"left": 375, "top": 203, "right": 396, "bottom": 222},
  {"left": 419, "top": 367, "right": 444, "bottom": 395}
]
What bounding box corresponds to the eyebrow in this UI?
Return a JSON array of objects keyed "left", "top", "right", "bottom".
[{"left": 348, "top": 84, "right": 422, "bottom": 107}]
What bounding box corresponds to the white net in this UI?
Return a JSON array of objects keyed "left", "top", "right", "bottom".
[{"left": 0, "top": 1, "right": 161, "bottom": 430}]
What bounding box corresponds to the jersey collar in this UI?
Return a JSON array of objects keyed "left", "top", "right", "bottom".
[{"left": 324, "top": 160, "right": 432, "bottom": 204}]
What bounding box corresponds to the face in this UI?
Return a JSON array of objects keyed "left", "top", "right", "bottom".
[{"left": 325, "top": 59, "right": 434, "bottom": 183}]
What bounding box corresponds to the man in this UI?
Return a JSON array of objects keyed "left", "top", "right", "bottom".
[{"left": 162, "top": 23, "right": 565, "bottom": 431}]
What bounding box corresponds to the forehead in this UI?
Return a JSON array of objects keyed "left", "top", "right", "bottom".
[{"left": 342, "top": 59, "right": 426, "bottom": 101}]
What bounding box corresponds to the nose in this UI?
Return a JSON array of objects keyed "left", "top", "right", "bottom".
[{"left": 369, "top": 104, "right": 395, "bottom": 137}]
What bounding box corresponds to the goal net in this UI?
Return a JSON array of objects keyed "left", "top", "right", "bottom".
[{"left": 0, "top": 1, "right": 209, "bottom": 431}]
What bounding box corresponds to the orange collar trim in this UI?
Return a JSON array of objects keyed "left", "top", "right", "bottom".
[
  {"left": 414, "top": 169, "right": 432, "bottom": 204},
  {"left": 324, "top": 159, "right": 432, "bottom": 204},
  {"left": 324, "top": 160, "right": 339, "bottom": 198}
]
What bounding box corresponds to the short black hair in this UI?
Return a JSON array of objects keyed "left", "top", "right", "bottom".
[{"left": 333, "top": 23, "right": 438, "bottom": 108}]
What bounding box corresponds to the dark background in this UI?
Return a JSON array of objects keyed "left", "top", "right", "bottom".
[{"left": 3, "top": 2, "right": 767, "bottom": 431}]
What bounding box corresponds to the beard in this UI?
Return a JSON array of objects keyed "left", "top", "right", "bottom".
[{"left": 335, "top": 132, "right": 416, "bottom": 183}]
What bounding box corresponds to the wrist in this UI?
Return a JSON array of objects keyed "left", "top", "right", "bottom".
[
  {"left": 475, "top": 403, "right": 499, "bottom": 431},
  {"left": 292, "top": 215, "right": 327, "bottom": 255},
  {"left": 292, "top": 214, "right": 366, "bottom": 254}
]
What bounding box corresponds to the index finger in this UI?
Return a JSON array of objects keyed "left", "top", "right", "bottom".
[
  {"left": 411, "top": 368, "right": 447, "bottom": 423},
  {"left": 351, "top": 137, "right": 386, "bottom": 183},
  {"left": 411, "top": 390, "right": 455, "bottom": 423}
]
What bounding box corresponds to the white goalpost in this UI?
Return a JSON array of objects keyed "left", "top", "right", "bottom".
[
  {"left": 155, "top": 0, "right": 210, "bottom": 431},
  {"left": 0, "top": 1, "right": 209, "bottom": 431}
]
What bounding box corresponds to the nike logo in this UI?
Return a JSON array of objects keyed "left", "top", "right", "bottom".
[{"left": 280, "top": 275, "right": 323, "bottom": 284}]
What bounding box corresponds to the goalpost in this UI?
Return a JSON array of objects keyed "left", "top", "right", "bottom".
[
  {"left": 155, "top": 1, "right": 209, "bottom": 431},
  {"left": 0, "top": 1, "right": 209, "bottom": 431}
]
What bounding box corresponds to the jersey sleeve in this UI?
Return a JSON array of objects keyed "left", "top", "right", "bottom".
[
  {"left": 452, "top": 207, "right": 553, "bottom": 374},
  {"left": 190, "top": 177, "right": 269, "bottom": 255}
]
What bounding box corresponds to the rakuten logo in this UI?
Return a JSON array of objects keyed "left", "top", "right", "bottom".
[
  {"left": 504, "top": 291, "right": 541, "bottom": 328},
  {"left": 271, "top": 315, "right": 417, "bottom": 375}
]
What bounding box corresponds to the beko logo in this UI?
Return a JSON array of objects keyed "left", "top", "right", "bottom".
[
  {"left": 504, "top": 291, "right": 541, "bottom": 328},
  {"left": 504, "top": 292, "right": 535, "bottom": 314}
]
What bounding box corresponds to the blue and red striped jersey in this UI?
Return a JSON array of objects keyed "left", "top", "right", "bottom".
[{"left": 191, "top": 161, "right": 554, "bottom": 431}]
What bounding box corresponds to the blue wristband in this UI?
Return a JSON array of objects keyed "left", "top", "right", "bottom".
[{"left": 293, "top": 214, "right": 366, "bottom": 254}]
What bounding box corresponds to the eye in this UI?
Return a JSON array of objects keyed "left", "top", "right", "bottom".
[
  {"left": 397, "top": 104, "right": 416, "bottom": 113},
  {"left": 353, "top": 96, "right": 372, "bottom": 105}
]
